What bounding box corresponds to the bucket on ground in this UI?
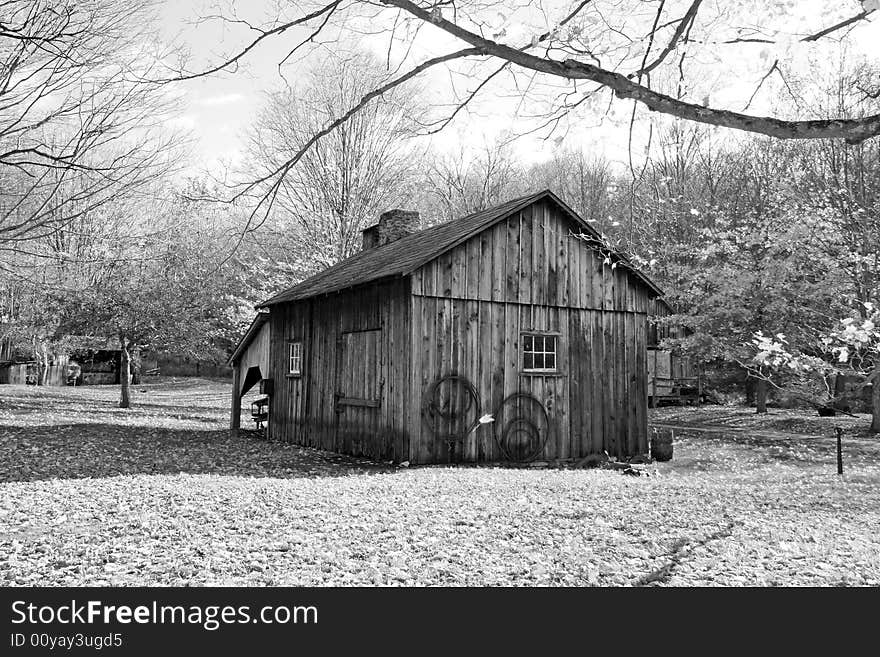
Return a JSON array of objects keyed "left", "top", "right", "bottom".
[{"left": 651, "top": 427, "right": 674, "bottom": 462}]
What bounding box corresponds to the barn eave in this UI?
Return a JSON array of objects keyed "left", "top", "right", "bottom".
[{"left": 227, "top": 311, "right": 270, "bottom": 366}]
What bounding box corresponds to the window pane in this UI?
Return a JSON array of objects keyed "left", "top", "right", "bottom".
[
  {"left": 522, "top": 334, "right": 563, "bottom": 370},
  {"left": 289, "top": 342, "right": 302, "bottom": 373}
]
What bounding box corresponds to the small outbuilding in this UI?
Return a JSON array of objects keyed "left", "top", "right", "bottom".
[
  {"left": 646, "top": 298, "right": 702, "bottom": 406},
  {"left": 0, "top": 336, "right": 132, "bottom": 386},
  {"left": 229, "top": 190, "right": 666, "bottom": 464}
]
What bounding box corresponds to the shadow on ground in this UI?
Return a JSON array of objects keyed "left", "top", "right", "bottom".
[{"left": 0, "top": 423, "right": 395, "bottom": 483}]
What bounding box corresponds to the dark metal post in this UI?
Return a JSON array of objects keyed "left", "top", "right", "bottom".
[{"left": 836, "top": 427, "right": 843, "bottom": 475}]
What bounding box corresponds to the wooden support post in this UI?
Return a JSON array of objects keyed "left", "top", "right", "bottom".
[
  {"left": 230, "top": 363, "right": 242, "bottom": 430},
  {"left": 836, "top": 427, "right": 843, "bottom": 475},
  {"left": 651, "top": 350, "right": 657, "bottom": 408}
]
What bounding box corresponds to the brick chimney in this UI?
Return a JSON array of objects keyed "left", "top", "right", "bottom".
[
  {"left": 362, "top": 209, "right": 420, "bottom": 250},
  {"left": 362, "top": 225, "right": 380, "bottom": 250}
]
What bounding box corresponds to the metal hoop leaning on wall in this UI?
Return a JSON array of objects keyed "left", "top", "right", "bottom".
[
  {"left": 421, "top": 375, "right": 551, "bottom": 463},
  {"left": 494, "top": 392, "right": 550, "bottom": 463},
  {"left": 421, "top": 374, "right": 481, "bottom": 445}
]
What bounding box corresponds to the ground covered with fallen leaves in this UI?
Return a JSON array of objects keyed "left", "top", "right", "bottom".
[
  {"left": 651, "top": 404, "right": 876, "bottom": 438},
  {"left": 1, "top": 381, "right": 878, "bottom": 586}
]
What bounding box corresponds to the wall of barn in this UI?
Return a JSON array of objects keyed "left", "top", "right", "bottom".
[
  {"left": 267, "top": 279, "right": 411, "bottom": 462},
  {"left": 236, "top": 320, "right": 271, "bottom": 387},
  {"left": 408, "top": 198, "right": 653, "bottom": 463}
]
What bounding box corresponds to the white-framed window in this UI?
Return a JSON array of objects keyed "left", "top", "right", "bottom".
[
  {"left": 288, "top": 341, "right": 302, "bottom": 375},
  {"left": 522, "top": 334, "right": 558, "bottom": 372}
]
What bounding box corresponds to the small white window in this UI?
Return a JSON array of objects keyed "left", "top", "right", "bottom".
[
  {"left": 288, "top": 341, "right": 302, "bottom": 375},
  {"left": 523, "top": 334, "right": 558, "bottom": 372}
]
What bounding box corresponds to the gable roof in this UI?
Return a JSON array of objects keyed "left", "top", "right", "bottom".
[{"left": 258, "top": 189, "right": 663, "bottom": 307}]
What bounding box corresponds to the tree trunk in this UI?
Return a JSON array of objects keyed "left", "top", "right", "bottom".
[
  {"left": 130, "top": 349, "right": 141, "bottom": 385},
  {"left": 755, "top": 378, "right": 768, "bottom": 414},
  {"left": 32, "top": 336, "right": 48, "bottom": 386},
  {"left": 871, "top": 369, "right": 880, "bottom": 434},
  {"left": 39, "top": 349, "right": 49, "bottom": 386},
  {"left": 832, "top": 373, "right": 847, "bottom": 411},
  {"left": 119, "top": 334, "right": 131, "bottom": 409},
  {"left": 744, "top": 375, "right": 755, "bottom": 405}
]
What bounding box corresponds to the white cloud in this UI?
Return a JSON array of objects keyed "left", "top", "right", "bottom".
[
  {"left": 167, "top": 114, "right": 197, "bottom": 130},
  {"left": 196, "top": 93, "right": 245, "bottom": 107}
]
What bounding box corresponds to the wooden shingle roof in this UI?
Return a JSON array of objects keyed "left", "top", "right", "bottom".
[{"left": 258, "top": 189, "right": 662, "bottom": 307}]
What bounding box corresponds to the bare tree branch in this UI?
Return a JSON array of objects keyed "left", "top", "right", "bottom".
[
  {"left": 380, "top": 0, "right": 880, "bottom": 143},
  {"left": 632, "top": 0, "right": 703, "bottom": 78},
  {"left": 743, "top": 59, "right": 779, "bottom": 111},
  {"left": 158, "top": 1, "right": 343, "bottom": 82},
  {"left": 802, "top": 8, "right": 875, "bottom": 42}
]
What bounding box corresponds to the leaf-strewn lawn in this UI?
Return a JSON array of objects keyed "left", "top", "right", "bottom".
[{"left": 1, "top": 381, "right": 878, "bottom": 586}]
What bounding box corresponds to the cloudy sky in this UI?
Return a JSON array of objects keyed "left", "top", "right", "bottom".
[{"left": 157, "top": 1, "right": 880, "bottom": 176}]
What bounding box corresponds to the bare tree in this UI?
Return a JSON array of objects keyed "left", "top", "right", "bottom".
[
  {"left": 161, "top": 1, "right": 880, "bottom": 244},
  {"left": 245, "top": 53, "right": 423, "bottom": 269},
  {"left": 425, "top": 138, "right": 524, "bottom": 222},
  {"left": 528, "top": 150, "right": 613, "bottom": 224},
  {"left": 370, "top": 0, "right": 880, "bottom": 142},
  {"left": 784, "top": 60, "right": 880, "bottom": 312},
  {"left": 0, "top": 0, "right": 179, "bottom": 252}
]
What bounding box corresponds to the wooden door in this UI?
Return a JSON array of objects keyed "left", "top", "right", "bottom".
[{"left": 334, "top": 329, "right": 383, "bottom": 457}]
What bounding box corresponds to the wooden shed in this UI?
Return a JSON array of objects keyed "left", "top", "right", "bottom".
[
  {"left": 229, "top": 190, "right": 666, "bottom": 464},
  {"left": 0, "top": 336, "right": 128, "bottom": 386},
  {"left": 647, "top": 298, "right": 702, "bottom": 406}
]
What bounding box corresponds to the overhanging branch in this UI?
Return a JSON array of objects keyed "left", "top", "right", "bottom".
[{"left": 381, "top": 0, "right": 880, "bottom": 143}]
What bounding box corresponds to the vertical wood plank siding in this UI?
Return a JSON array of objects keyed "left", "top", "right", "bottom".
[
  {"left": 409, "top": 199, "right": 651, "bottom": 463},
  {"left": 236, "top": 320, "right": 271, "bottom": 384},
  {"left": 266, "top": 198, "right": 654, "bottom": 464},
  {"left": 267, "top": 279, "right": 411, "bottom": 462}
]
